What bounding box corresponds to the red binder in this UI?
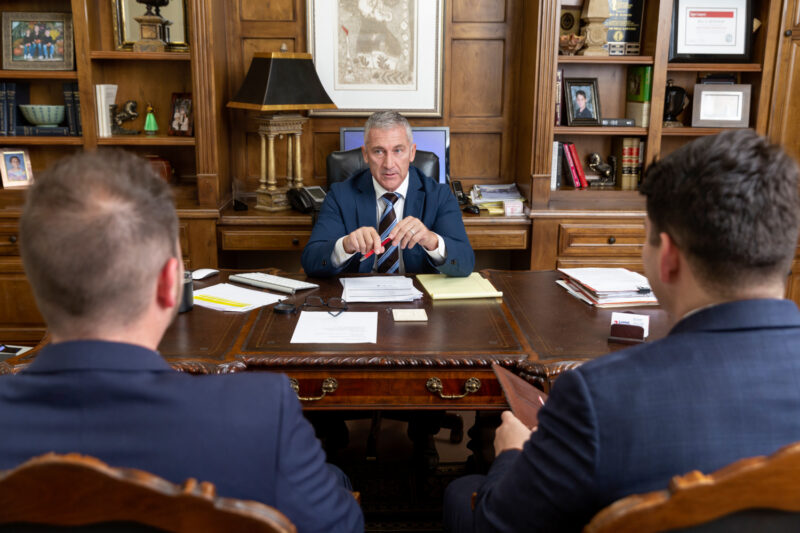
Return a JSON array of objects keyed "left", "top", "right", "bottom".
[{"left": 567, "top": 143, "right": 589, "bottom": 189}]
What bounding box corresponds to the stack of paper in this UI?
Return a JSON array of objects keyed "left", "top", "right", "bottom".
[
  {"left": 193, "top": 283, "right": 284, "bottom": 312},
  {"left": 340, "top": 276, "right": 423, "bottom": 303},
  {"left": 416, "top": 272, "right": 502, "bottom": 300},
  {"left": 469, "top": 183, "right": 525, "bottom": 205},
  {"left": 557, "top": 268, "right": 658, "bottom": 308}
]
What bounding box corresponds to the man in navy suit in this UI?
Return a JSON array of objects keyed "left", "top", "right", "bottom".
[
  {"left": 444, "top": 129, "right": 800, "bottom": 532},
  {"left": 302, "top": 110, "right": 474, "bottom": 277},
  {"left": 0, "top": 150, "right": 362, "bottom": 533}
]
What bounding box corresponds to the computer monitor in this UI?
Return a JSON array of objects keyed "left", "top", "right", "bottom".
[{"left": 340, "top": 127, "right": 450, "bottom": 184}]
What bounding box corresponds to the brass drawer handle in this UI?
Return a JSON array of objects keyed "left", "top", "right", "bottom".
[
  {"left": 289, "top": 377, "right": 338, "bottom": 401},
  {"left": 426, "top": 377, "right": 481, "bottom": 399}
]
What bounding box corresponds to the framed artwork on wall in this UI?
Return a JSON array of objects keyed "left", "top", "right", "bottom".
[
  {"left": 0, "top": 149, "right": 33, "bottom": 188},
  {"left": 1, "top": 12, "right": 74, "bottom": 70},
  {"left": 564, "top": 78, "right": 601, "bottom": 126},
  {"left": 112, "top": 0, "right": 189, "bottom": 51},
  {"left": 306, "top": 0, "right": 444, "bottom": 116}
]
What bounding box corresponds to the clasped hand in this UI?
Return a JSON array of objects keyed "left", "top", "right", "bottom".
[{"left": 343, "top": 216, "right": 437, "bottom": 255}]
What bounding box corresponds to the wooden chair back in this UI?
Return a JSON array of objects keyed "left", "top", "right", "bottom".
[
  {"left": 0, "top": 453, "right": 296, "bottom": 533},
  {"left": 584, "top": 441, "right": 800, "bottom": 533}
]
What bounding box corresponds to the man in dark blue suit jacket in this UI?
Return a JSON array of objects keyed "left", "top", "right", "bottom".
[
  {"left": 444, "top": 129, "right": 800, "bottom": 532},
  {"left": 302, "top": 110, "right": 474, "bottom": 277},
  {"left": 0, "top": 150, "right": 362, "bottom": 533}
]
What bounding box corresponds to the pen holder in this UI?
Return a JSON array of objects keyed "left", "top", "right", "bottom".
[{"left": 179, "top": 271, "right": 193, "bottom": 313}]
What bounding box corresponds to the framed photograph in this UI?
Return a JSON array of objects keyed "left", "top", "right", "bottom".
[
  {"left": 1, "top": 12, "right": 74, "bottom": 71},
  {"left": 168, "top": 93, "right": 193, "bottom": 136},
  {"left": 112, "top": 0, "right": 189, "bottom": 51},
  {"left": 670, "top": 0, "right": 751, "bottom": 62},
  {"left": 564, "top": 78, "right": 601, "bottom": 126},
  {"left": 306, "top": 0, "right": 444, "bottom": 116},
  {"left": 691, "top": 83, "right": 751, "bottom": 127},
  {"left": 0, "top": 149, "right": 33, "bottom": 188}
]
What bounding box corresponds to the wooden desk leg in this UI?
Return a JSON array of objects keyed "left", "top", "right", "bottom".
[{"left": 466, "top": 411, "right": 502, "bottom": 474}]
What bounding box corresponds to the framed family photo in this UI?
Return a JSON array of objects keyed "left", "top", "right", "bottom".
[
  {"left": 306, "top": 0, "right": 444, "bottom": 116},
  {"left": 112, "top": 0, "right": 189, "bottom": 51},
  {"left": 0, "top": 149, "right": 33, "bottom": 188},
  {"left": 564, "top": 78, "right": 601, "bottom": 126},
  {"left": 168, "top": 93, "right": 193, "bottom": 136},
  {"left": 2, "top": 12, "right": 74, "bottom": 70},
  {"left": 692, "top": 83, "right": 751, "bottom": 127}
]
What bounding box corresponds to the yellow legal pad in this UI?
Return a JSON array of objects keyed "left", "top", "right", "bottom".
[{"left": 416, "top": 272, "right": 503, "bottom": 300}]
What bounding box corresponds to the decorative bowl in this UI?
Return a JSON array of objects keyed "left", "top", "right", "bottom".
[{"left": 19, "top": 105, "right": 65, "bottom": 127}]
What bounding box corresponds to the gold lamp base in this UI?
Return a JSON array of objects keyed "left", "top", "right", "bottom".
[
  {"left": 255, "top": 187, "right": 289, "bottom": 212},
  {"left": 134, "top": 14, "right": 167, "bottom": 53}
]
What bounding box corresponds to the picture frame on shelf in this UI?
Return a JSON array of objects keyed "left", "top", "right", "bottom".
[
  {"left": 669, "top": 0, "right": 752, "bottom": 62},
  {"left": 306, "top": 0, "right": 444, "bottom": 116},
  {"left": 691, "top": 83, "right": 751, "bottom": 127},
  {"left": 1, "top": 12, "right": 74, "bottom": 71},
  {"left": 168, "top": 93, "right": 193, "bottom": 136},
  {"left": 564, "top": 78, "right": 601, "bottom": 126},
  {"left": 0, "top": 149, "right": 33, "bottom": 188},
  {"left": 112, "top": 0, "right": 189, "bottom": 52}
]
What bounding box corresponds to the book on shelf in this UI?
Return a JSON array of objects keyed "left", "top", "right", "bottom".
[
  {"left": 550, "top": 141, "right": 563, "bottom": 191},
  {"left": 72, "top": 83, "right": 82, "bottom": 136},
  {"left": 63, "top": 82, "right": 76, "bottom": 136},
  {"left": 561, "top": 141, "right": 581, "bottom": 188},
  {"left": 95, "top": 84, "right": 118, "bottom": 138},
  {"left": 626, "top": 66, "right": 652, "bottom": 127},
  {"left": 637, "top": 139, "right": 646, "bottom": 187},
  {"left": 613, "top": 137, "right": 640, "bottom": 191},
  {"left": 566, "top": 143, "right": 588, "bottom": 189},
  {"left": 0, "top": 83, "right": 5, "bottom": 136},
  {"left": 14, "top": 126, "right": 71, "bottom": 136},
  {"left": 606, "top": 0, "right": 645, "bottom": 55},
  {"left": 555, "top": 68, "right": 564, "bottom": 126},
  {"left": 6, "top": 82, "right": 31, "bottom": 136}
]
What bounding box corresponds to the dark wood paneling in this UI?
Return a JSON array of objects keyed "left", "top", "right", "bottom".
[
  {"left": 240, "top": 0, "right": 295, "bottom": 21},
  {"left": 313, "top": 132, "right": 341, "bottom": 184},
  {"left": 453, "top": 0, "right": 506, "bottom": 22},
  {"left": 450, "top": 133, "right": 501, "bottom": 181},
  {"left": 450, "top": 40, "right": 504, "bottom": 117}
]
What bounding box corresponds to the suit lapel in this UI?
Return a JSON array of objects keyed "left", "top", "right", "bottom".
[{"left": 355, "top": 170, "right": 378, "bottom": 229}]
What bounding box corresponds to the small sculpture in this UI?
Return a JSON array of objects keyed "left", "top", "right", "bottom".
[
  {"left": 587, "top": 153, "right": 615, "bottom": 187},
  {"left": 559, "top": 34, "right": 586, "bottom": 56},
  {"left": 136, "top": 0, "right": 169, "bottom": 17},
  {"left": 111, "top": 100, "right": 139, "bottom": 135},
  {"left": 144, "top": 104, "right": 158, "bottom": 135}
]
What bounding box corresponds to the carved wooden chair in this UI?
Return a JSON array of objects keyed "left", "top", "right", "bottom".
[
  {"left": 0, "top": 453, "right": 296, "bottom": 533},
  {"left": 583, "top": 440, "right": 800, "bottom": 533}
]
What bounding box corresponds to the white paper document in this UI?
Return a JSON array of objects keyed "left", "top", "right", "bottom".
[
  {"left": 290, "top": 311, "right": 378, "bottom": 344},
  {"left": 340, "top": 276, "right": 423, "bottom": 302},
  {"left": 193, "top": 283, "right": 283, "bottom": 312}
]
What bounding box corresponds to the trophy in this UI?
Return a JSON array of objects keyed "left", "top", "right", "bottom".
[
  {"left": 133, "top": 0, "right": 170, "bottom": 52},
  {"left": 663, "top": 79, "right": 690, "bottom": 127}
]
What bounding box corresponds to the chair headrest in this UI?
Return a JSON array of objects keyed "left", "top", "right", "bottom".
[{"left": 326, "top": 148, "right": 440, "bottom": 188}]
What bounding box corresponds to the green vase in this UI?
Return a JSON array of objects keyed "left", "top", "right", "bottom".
[{"left": 144, "top": 111, "right": 158, "bottom": 135}]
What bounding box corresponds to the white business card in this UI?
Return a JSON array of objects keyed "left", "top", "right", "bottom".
[
  {"left": 392, "top": 309, "right": 428, "bottom": 322},
  {"left": 611, "top": 312, "right": 650, "bottom": 338}
]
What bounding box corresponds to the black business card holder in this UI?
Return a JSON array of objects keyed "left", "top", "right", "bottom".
[{"left": 608, "top": 323, "right": 646, "bottom": 344}]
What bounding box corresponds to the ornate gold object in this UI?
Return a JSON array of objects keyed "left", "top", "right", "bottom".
[
  {"left": 254, "top": 113, "right": 308, "bottom": 211},
  {"left": 289, "top": 377, "right": 338, "bottom": 401},
  {"left": 425, "top": 377, "right": 481, "bottom": 399}
]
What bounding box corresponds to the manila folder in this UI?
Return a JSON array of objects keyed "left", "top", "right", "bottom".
[{"left": 492, "top": 363, "right": 548, "bottom": 429}]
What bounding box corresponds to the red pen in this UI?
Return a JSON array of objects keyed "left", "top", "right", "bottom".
[{"left": 360, "top": 237, "right": 392, "bottom": 262}]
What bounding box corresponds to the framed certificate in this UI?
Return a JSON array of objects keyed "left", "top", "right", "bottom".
[{"left": 669, "top": 0, "right": 751, "bottom": 62}]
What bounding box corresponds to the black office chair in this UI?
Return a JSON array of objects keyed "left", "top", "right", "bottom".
[{"left": 326, "top": 147, "right": 440, "bottom": 188}]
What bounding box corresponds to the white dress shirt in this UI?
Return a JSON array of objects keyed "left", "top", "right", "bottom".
[{"left": 331, "top": 173, "right": 446, "bottom": 272}]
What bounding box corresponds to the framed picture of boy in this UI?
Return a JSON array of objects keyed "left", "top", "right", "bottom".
[
  {"left": 1, "top": 12, "right": 74, "bottom": 71},
  {"left": 564, "top": 78, "right": 601, "bottom": 126},
  {"left": 168, "top": 93, "right": 193, "bottom": 136},
  {"left": 0, "top": 149, "right": 33, "bottom": 188}
]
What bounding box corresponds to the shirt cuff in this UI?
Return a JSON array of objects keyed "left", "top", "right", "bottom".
[
  {"left": 332, "top": 236, "right": 356, "bottom": 268},
  {"left": 425, "top": 233, "right": 446, "bottom": 265}
]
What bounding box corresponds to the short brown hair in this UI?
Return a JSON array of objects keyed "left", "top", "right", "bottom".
[
  {"left": 640, "top": 129, "right": 799, "bottom": 292},
  {"left": 20, "top": 149, "right": 178, "bottom": 333}
]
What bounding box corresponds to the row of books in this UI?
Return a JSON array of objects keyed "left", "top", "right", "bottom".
[
  {"left": 0, "top": 82, "right": 82, "bottom": 137},
  {"left": 95, "top": 84, "right": 118, "bottom": 138},
  {"left": 550, "top": 138, "right": 645, "bottom": 191}
]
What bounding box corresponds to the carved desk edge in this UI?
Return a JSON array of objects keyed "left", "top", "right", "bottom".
[{"left": 515, "top": 358, "right": 591, "bottom": 392}]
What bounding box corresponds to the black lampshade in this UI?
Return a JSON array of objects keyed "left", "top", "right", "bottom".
[{"left": 228, "top": 52, "right": 336, "bottom": 111}]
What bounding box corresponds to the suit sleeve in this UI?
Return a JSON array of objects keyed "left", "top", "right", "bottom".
[
  {"left": 273, "top": 376, "right": 364, "bottom": 533},
  {"left": 472, "top": 370, "right": 600, "bottom": 532},
  {"left": 301, "top": 186, "right": 358, "bottom": 277},
  {"left": 427, "top": 185, "right": 474, "bottom": 277}
]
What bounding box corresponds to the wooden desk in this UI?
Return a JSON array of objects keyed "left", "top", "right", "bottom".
[{"left": 8, "top": 271, "right": 671, "bottom": 407}]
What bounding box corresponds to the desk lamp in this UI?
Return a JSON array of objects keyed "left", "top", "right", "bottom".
[{"left": 228, "top": 47, "right": 335, "bottom": 211}]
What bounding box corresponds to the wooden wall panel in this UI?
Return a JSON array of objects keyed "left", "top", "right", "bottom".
[
  {"left": 450, "top": 40, "right": 504, "bottom": 117},
  {"left": 240, "top": 0, "right": 295, "bottom": 21},
  {"left": 453, "top": 0, "right": 506, "bottom": 22},
  {"left": 226, "top": 0, "right": 521, "bottom": 190}
]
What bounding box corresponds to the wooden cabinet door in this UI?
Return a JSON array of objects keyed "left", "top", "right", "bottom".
[{"left": 769, "top": 0, "right": 800, "bottom": 161}]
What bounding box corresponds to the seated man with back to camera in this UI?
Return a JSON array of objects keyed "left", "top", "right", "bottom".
[
  {"left": 0, "top": 150, "right": 362, "bottom": 533},
  {"left": 301, "top": 110, "right": 474, "bottom": 277},
  {"left": 444, "top": 129, "right": 800, "bottom": 532}
]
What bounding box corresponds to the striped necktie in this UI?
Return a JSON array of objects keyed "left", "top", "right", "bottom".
[{"left": 376, "top": 192, "right": 399, "bottom": 273}]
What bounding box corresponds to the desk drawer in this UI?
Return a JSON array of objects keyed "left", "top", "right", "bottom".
[
  {"left": 467, "top": 227, "right": 528, "bottom": 250},
  {"left": 219, "top": 228, "right": 311, "bottom": 251},
  {"left": 558, "top": 223, "right": 645, "bottom": 257},
  {"left": 282, "top": 370, "right": 505, "bottom": 410},
  {"left": 0, "top": 223, "right": 20, "bottom": 256}
]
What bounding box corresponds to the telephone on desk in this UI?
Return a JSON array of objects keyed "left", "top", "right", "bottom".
[{"left": 288, "top": 186, "right": 326, "bottom": 214}]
